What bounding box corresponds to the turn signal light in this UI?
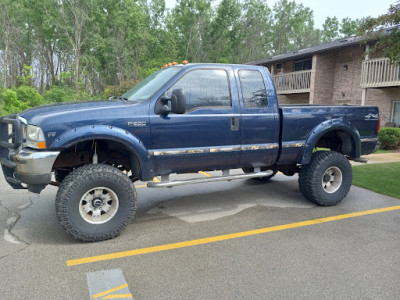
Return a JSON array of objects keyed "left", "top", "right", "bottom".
[{"left": 37, "top": 142, "right": 46, "bottom": 149}]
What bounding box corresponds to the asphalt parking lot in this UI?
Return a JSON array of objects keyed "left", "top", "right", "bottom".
[{"left": 1, "top": 170, "right": 400, "bottom": 299}]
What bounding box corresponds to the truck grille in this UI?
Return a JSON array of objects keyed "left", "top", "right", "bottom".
[
  {"left": 0, "top": 114, "right": 22, "bottom": 149},
  {"left": 0, "top": 114, "right": 25, "bottom": 188}
]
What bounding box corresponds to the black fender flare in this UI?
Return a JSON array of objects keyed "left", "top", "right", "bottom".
[{"left": 299, "top": 119, "right": 361, "bottom": 165}]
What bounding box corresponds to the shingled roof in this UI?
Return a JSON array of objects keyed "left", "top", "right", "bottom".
[{"left": 247, "top": 25, "right": 399, "bottom": 65}]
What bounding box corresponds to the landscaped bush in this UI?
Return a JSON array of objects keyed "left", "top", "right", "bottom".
[{"left": 378, "top": 127, "right": 400, "bottom": 150}]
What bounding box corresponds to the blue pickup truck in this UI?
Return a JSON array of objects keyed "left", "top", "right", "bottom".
[{"left": 0, "top": 63, "right": 379, "bottom": 242}]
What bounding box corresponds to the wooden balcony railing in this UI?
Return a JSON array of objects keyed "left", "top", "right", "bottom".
[
  {"left": 272, "top": 70, "right": 311, "bottom": 94},
  {"left": 361, "top": 58, "right": 400, "bottom": 88}
]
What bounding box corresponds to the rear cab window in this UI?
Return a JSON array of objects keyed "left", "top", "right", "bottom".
[{"left": 238, "top": 70, "right": 268, "bottom": 108}]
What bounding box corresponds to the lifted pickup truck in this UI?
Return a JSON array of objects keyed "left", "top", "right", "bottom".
[{"left": 0, "top": 63, "right": 379, "bottom": 242}]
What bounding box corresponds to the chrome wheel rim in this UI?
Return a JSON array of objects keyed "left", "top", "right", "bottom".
[
  {"left": 322, "top": 166, "right": 343, "bottom": 193},
  {"left": 79, "top": 187, "right": 119, "bottom": 224}
]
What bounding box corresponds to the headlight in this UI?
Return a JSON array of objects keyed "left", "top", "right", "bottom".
[{"left": 25, "top": 125, "right": 46, "bottom": 149}]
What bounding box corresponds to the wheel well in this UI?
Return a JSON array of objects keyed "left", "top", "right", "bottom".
[
  {"left": 52, "top": 139, "right": 141, "bottom": 179},
  {"left": 314, "top": 130, "right": 354, "bottom": 157}
]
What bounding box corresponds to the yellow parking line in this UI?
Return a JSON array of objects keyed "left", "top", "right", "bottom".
[
  {"left": 199, "top": 171, "right": 212, "bottom": 177},
  {"left": 92, "top": 283, "right": 128, "bottom": 299},
  {"left": 102, "top": 295, "right": 133, "bottom": 299},
  {"left": 66, "top": 205, "right": 400, "bottom": 267},
  {"left": 135, "top": 184, "right": 147, "bottom": 188}
]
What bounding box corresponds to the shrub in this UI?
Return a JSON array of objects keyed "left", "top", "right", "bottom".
[
  {"left": 0, "top": 88, "right": 29, "bottom": 116},
  {"left": 15, "top": 85, "right": 44, "bottom": 107},
  {"left": 43, "top": 86, "right": 76, "bottom": 103},
  {"left": 378, "top": 127, "right": 400, "bottom": 150}
]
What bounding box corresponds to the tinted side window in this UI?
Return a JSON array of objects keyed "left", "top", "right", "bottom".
[
  {"left": 168, "top": 69, "right": 231, "bottom": 111},
  {"left": 238, "top": 70, "right": 268, "bottom": 108}
]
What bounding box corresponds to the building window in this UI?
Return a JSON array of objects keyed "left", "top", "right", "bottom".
[
  {"left": 276, "top": 63, "right": 283, "bottom": 70},
  {"left": 392, "top": 101, "right": 400, "bottom": 127},
  {"left": 294, "top": 58, "right": 312, "bottom": 71}
]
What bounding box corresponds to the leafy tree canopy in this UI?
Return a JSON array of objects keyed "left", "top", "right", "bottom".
[{"left": 359, "top": 1, "right": 400, "bottom": 64}]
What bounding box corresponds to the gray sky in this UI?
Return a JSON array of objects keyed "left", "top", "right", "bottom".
[{"left": 164, "top": 0, "right": 395, "bottom": 29}]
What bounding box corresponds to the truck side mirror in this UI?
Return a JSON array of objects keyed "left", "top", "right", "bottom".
[
  {"left": 155, "top": 89, "right": 186, "bottom": 115},
  {"left": 171, "top": 89, "right": 186, "bottom": 114},
  {"left": 155, "top": 94, "right": 171, "bottom": 115}
]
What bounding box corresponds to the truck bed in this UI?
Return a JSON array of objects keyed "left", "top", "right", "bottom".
[{"left": 278, "top": 104, "right": 379, "bottom": 165}]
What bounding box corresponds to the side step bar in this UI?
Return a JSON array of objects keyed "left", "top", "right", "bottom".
[{"left": 147, "top": 169, "right": 274, "bottom": 188}]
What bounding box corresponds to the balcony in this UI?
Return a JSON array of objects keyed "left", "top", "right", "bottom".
[
  {"left": 361, "top": 57, "right": 400, "bottom": 88},
  {"left": 272, "top": 70, "right": 311, "bottom": 94}
]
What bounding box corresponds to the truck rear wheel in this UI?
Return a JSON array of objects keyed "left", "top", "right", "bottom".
[
  {"left": 298, "top": 151, "right": 352, "bottom": 206},
  {"left": 55, "top": 164, "right": 137, "bottom": 242}
]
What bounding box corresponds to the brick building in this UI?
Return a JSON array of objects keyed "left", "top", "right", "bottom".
[{"left": 249, "top": 28, "right": 400, "bottom": 126}]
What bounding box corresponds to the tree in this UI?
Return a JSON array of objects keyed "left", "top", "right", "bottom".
[
  {"left": 167, "top": 0, "right": 213, "bottom": 62},
  {"left": 271, "top": 0, "right": 320, "bottom": 54},
  {"left": 0, "top": 0, "right": 24, "bottom": 88},
  {"left": 233, "top": 0, "right": 273, "bottom": 63},
  {"left": 207, "top": 0, "right": 241, "bottom": 62},
  {"left": 44, "top": 0, "right": 94, "bottom": 93},
  {"left": 340, "top": 17, "right": 361, "bottom": 37},
  {"left": 322, "top": 17, "right": 339, "bottom": 43},
  {"left": 359, "top": 1, "right": 400, "bottom": 64}
]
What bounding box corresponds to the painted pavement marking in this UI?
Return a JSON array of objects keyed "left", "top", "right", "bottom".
[
  {"left": 68, "top": 205, "right": 400, "bottom": 267},
  {"left": 198, "top": 171, "right": 212, "bottom": 177},
  {"left": 87, "top": 269, "right": 133, "bottom": 300}
]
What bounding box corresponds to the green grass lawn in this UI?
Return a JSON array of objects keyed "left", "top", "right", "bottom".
[
  {"left": 373, "top": 149, "right": 396, "bottom": 154},
  {"left": 352, "top": 162, "right": 400, "bottom": 199}
]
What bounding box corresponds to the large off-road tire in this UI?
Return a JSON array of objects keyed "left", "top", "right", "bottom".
[
  {"left": 242, "top": 167, "right": 277, "bottom": 181},
  {"left": 298, "top": 151, "right": 352, "bottom": 206},
  {"left": 55, "top": 164, "right": 137, "bottom": 242}
]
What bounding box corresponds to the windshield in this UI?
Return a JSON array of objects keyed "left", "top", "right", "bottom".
[{"left": 121, "top": 67, "right": 183, "bottom": 102}]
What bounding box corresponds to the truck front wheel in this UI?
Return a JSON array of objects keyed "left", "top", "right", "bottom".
[
  {"left": 55, "top": 164, "right": 137, "bottom": 242},
  {"left": 298, "top": 151, "right": 352, "bottom": 206}
]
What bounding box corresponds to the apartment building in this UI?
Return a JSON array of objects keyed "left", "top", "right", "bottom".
[{"left": 249, "top": 28, "right": 400, "bottom": 126}]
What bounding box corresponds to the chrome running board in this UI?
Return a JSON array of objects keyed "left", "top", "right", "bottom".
[{"left": 147, "top": 169, "right": 274, "bottom": 188}]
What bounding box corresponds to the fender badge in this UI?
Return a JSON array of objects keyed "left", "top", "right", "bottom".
[
  {"left": 365, "top": 113, "right": 379, "bottom": 120},
  {"left": 48, "top": 132, "right": 56, "bottom": 138},
  {"left": 128, "top": 121, "right": 146, "bottom": 127}
]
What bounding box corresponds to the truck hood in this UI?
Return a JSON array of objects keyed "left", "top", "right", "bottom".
[{"left": 20, "top": 100, "right": 132, "bottom": 125}]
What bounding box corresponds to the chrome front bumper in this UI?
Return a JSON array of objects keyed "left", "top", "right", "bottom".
[{"left": 14, "top": 148, "right": 60, "bottom": 185}]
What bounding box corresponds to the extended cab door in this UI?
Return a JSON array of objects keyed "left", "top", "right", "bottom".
[
  {"left": 234, "top": 67, "right": 280, "bottom": 168},
  {"left": 149, "top": 66, "right": 241, "bottom": 175}
]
